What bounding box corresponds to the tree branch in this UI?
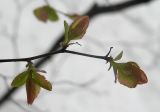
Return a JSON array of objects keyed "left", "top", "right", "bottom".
[
  {"left": 86, "top": 0, "right": 153, "bottom": 17},
  {"left": 0, "top": 49, "right": 108, "bottom": 63}
]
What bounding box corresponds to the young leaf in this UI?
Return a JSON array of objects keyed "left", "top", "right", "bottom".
[
  {"left": 127, "top": 62, "right": 147, "bottom": 84},
  {"left": 114, "top": 51, "right": 123, "bottom": 61},
  {"left": 127, "top": 61, "right": 139, "bottom": 68},
  {"left": 32, "top": 73, "right": 52, "bottom": 91},
  {"left": 11, "top": 71, "right": 28, "bottom": 87},
  {"left": 68, "top": 16, "right": 89, "bottom": 40},
  {"left": 34, "top": 5, "right": 58, "bottom": 22},
  {"left": 117, "top": 67, "right": 138, "bottom": 88},
  {"left": 63, "top": 20, "right": 69, "bottom": 46},
  {"left": 116, "top": 62, "right": 148, "bottom": 88},
  {"left": 34, "top": 6, "right": 48, "bottom": 22},
  {"left": 47, "top": 6, "right": 59, "bottom": 21},
  {"left": 26, "top": 76, "right": 41, "bottom": 105}
]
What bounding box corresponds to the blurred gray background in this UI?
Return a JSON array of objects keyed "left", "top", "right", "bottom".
[{"left": 0, "top": 0, "right": 160, "bottom": 112}]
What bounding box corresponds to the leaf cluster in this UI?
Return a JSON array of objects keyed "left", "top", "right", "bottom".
[
  {"left": 11, "top": 62, "right": 52, "bottom": 104},
  {"left": 108, "top": 52, "right": 148, "bottom": 88}
]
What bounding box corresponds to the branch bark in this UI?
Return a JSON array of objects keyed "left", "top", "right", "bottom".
[{"left": 0, "top": 49, "right": 108, "bottom": 62}]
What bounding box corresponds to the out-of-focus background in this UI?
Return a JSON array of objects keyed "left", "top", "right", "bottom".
[{"left": 0, "top": 0, "right": 160, "bottom": 112}]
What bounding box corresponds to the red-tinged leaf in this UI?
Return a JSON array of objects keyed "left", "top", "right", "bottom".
[
  {"left": 117, "top": 67, "right": 138, "bottom": 88},
  {"left": 136, "top": 69, "right": 148, "bottom": 84},
  {"left": 34, "top": 5, "right": 58, "bottom": 22},
  {"left": 127, "top": 62, "right": 140, "bottom": 68},
  {"left": 26, "top": 76, "right": 40, "bottom": 105},
  {"left": 32, "top": 73, "right": 52, "bottom": 91},
  {"left": 47, "top": 7, "right": 59, "bottom": 21},
  {"left": 127, "top": 62, "right": 148, "bottom": 84},
  {"left": 68, "top": 16, "right": 89, "bottom": 40},
  {"left": 34, "top": 6, "right": 48, "bottom": 22},
  {"left": 116, "top": 62, "right": 148, "bottom": 88},
  {"left": 11, "top": 71, "right": 28, "bottom": 87}
]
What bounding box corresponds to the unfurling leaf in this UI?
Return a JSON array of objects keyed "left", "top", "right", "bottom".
[
  {"left": 11, "top": 62, "right": 52, "bottom": 105},
  {"left": 32, "top": 73, "right": 52, "bottom": 91},
  {"left": 127, "top": 62, "right": 147, "bottom": 84},
  {"left": 117, "top": 66, "right": 138, "bottom": 88},
  {"left": 34, "top": 5, "right": 58, "bottom": 22},
  {"left": 115, "top": 62, "right": 148, "bottom": 88},
  {"left": 61, "top": 16, "right": 89, "bottom": 47},
  {"left": 114, "top": 51, "right": 123, "bottom": 61},
  {"left": 68, "top": 16, "right": 89, "bottom": 40},
  {"left": 26, "top": 75, "right": 41, "bottom": 105},
  {"left": 62, "top": 20, "right": 69, "bottom": 46},
  {"left": 11, "top": 71, "right": 28, "bottom": 87}
]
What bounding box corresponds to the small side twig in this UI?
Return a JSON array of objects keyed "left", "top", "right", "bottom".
[
  {"left": 105, "top": 47, "right": 113, "bottom": 63},
  {"left": 105, "top": 47, "right": 113, "bottom": 57}
]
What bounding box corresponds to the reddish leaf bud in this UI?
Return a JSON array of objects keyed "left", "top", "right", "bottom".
[
  {"left": 68, "top": 16, "right": 89, "bottom": 40},
  {"left": 26, "top": 75, "right": 40, "bottom": 104}
]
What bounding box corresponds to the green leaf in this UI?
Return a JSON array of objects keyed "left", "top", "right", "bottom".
[
  {"left": 117, "top": 67, "right": 137, "bottom": 88},
  {"left": 34, "top": 5, "right": 58, "bottom": 22},
  {"left": 26, "top": 76, "right": 41, "bottom": 105},
  {"left": 127, "top": 62, "right": 148, "bottom": 84},
  {"left": 61, "top": 16, "right": 89, "bottom": 47},
  {"left": 34, "top": 6, "right": 48, "bottom": 22},
  {"left": 11, "top": 71, "right": 28, "bottom": 87},
  {"left": 32, "top": 73, "right": 52, "bottom": 91},
  {"left": 63, "top": 20, "right": 69, "bottom": 45},
  {"left": 47, "top": 6, "right": 59, "bottom": 21},
  {"left": 116, "top": 62, "right": 148, "bottom": 88},
  {"left": 114, "top": 51, "right": 123, "bottom": 61}
]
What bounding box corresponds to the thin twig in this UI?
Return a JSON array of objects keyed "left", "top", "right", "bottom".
[
  {"left": 0, "top": 48, "right": 111, "bottom": 63},
  {"left": 105, "top": 47, "right": 113, "bottom": 57},
  {"left": 0, "top": 50, "right": 63, "bottom": 62},
  {"left": 64, "top": 50, "right": 105, "bottom": 60}
]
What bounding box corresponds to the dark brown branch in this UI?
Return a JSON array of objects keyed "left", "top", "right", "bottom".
[
  {"left": 64, "top": 50, "right": 106, "bottom": 60},
  {"left": 86, "top": 0, "right": 153, "bottom": 17},
  {"left": 0, "top": 49, "right": 108, "bottom": 62},
  {"left": 0, "top": 50, "right": 63, "bottom": 62}
]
